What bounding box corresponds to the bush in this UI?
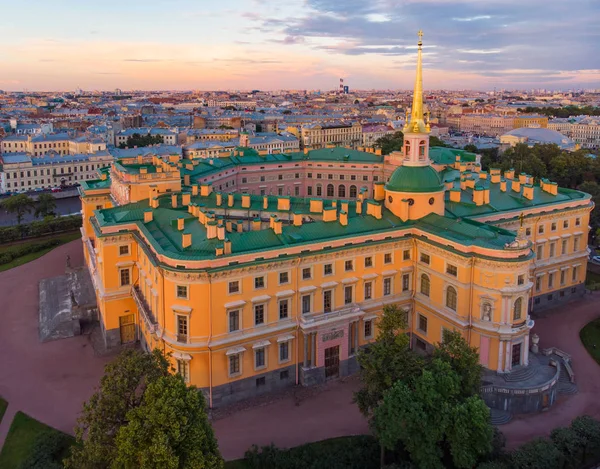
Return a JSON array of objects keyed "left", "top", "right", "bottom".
[
  {"left": 0, "top": 239, "right": 61, "bottom": 265},
  {"left": 244, "top": 436, "right": 381, "bottom": 469},
  {"left": 18, "top": 430, "right": 72, "bottom": 469},
  {"left": 0, "top": 216, "right": 81, "bottom": 243},
  {"left": 510, "top": 438, "right": 564, "bottom": 469}
]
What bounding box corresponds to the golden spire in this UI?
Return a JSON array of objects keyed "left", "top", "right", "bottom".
[{"left": 404, "top": 30, "right": 429, "bottom": 134}]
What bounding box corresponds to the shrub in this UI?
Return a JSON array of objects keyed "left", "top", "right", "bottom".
[
  {"left": 510, "top": 438, "right": 564, "bottom": 469},
  {"left": 18, "top": 430, "right": 72, "bottom": 469},
  {"left": 0, "top": 216, "right": 81, "bottom": 243},
  {"left": 0, "top": 239, "right": 61, "bottom": 265}
]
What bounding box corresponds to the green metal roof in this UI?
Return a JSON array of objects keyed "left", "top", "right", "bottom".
[
  {"left": 429, "top": 146, "right": 477, "bottom": 165},
  {"left": 386, "top": 165, "right": 444, "bottom": 193}
]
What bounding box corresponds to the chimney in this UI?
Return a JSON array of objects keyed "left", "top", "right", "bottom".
[
  {"left": 144, "top": 209, "right": 153, "bottom": 223},
  {"left": 171, "top": 194, "right": 178, "bottom": 208},
  {"left": 150, "top": 197, "right": 159, "bottom": 208},
  {"left": 252, "top": 218, "right": 261, "bottom": 231},
  {"left": 273, "top": 218, "right": 282, "bottom": 234},
  {"left": 460, "top": 178, "right": 467, "bottom": 191},
  {"left": 242, "top": 194, "right": 250, "bottom": 208},
  {"left": 473, "top": 187, "right": 484, "bottom": 206},
  {"left": 184, "top": 174, "right": 190, "bottom": 186},
  {"left": 366, "top": 200, "right": 382, "bottom": 219},
  {"left": 200, "top": 184, "right": 212, "bottom": 196},
  {"left": 177, "top": 217, "right": 185, "bottom": 230},
  {"left": 293, "top": 213, "right": 303, "bottom": 226},
  {"left": 216, "top": 193, "right": 222, "bottom": 206},
  {"left": 356, "top": 200, "right": 363, "bottom": 215},
  {"left": 519, "top": 173, "right": 527, "bottom": 184},
  {"left": 466, "top": 178, "right": 475, "bottom": 189},
  {"left": 310, "top": 198, "right": 323, "bottom": 213},
  {"left": 206, "top": 221, "right": 217, "bottom": 239},
  {"left": 523, "top": 184, "right": 534, "bottom": 200},
  {"left": 182, "top": 192, "right": 191, "bottom": 206},
  {"left": 340, "top": 201, "right": 349, "bottom": 213},
  {"left": 192, "top": 184, "right": 199, "bottom": 196},
  {"left": 182, "top": 232, "right": 192, "bottom": 248},
  {"left": 479, "top": 171, "right": 488, "bottom": 180},
  {"left": 322, "top": 206, "right": 337, "bottom": 222},
  {"left": 374, "top": 182, "right": 385, "bottom": 201},
  {"left": 303, "top": 148, "right": 309, "bottom": 154},
  {"left": 490, "top": 168, "right": 501, "bottom": 183},
  {"left": 484, "top": 188, "right": 490, "bottom": 204},
  {"left": 339, "top": 210, "right": 348, "bottom": 226},
  {"left": 450, "top": 188, "right": 461, "bottom": 203},
  {"left": 331, "top": 200, "right": 337, "bottom": 208},
  {"left": 227, "top": 193, "right": 234, "bottom": 207},
  {"left": 224, "top": 238, "right": 232, "bottom": 255},
  {"left": 500, "top": 179, "right": 507, "bottom": 192},
  {"left": 263, "top": 195, "right": 269, "bottom": 210},
  {"left": 512, "top": 179, "right": 521, "bottom": 193},
  {"left": 277, "top": 196, "right": 290, "bottom": 211},
  {"left": 236, "top": 221, "right": 243, "bottom": 233},
  {"left": 505, "top": 169, "right": 514, "bottom": 180},
  {"left": 217, "top": 224, "right": 225, "bottom": 240}
]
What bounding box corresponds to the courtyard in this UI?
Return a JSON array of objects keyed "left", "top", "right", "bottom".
[{"left": 0, "top": 238, "right": 599, "bottom": 460}]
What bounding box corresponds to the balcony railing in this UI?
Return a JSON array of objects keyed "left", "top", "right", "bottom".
[
  {"left": 85, "top": 237, "right": 97, "bottom": 272},
  {"left": 301, "top": 303, "right": 364, "bottom": 327},
  {"left": 131, "top": 285, "right": 158, "bottom": 334}
]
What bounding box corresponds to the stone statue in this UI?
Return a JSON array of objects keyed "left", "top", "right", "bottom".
[
  {"left": 482, "top": 303, "right": 492, "bottom": 321},
  {"left": 531, "top": 333, "right": 540, "bottom": 354},
  {"left": 66, "top": 254, "right": 71, "bottom": 268}
]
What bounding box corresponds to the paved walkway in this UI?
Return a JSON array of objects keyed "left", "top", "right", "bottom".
[
  {"left": 0, "top": 239, "right": 598, "bottom": 459},
  {"left": 0, "top": 240, "right": 110, "bottom": 449}
]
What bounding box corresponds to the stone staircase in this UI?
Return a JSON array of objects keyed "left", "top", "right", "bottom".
[
  {"left": 557, "top": 361, "right": 578, "bottom": 395},
  {"left": 490, "top": 408, "right": 512, "bottom": 426},
  {"left": 503, "top": 364, "right": 538, "bottom": 382}
]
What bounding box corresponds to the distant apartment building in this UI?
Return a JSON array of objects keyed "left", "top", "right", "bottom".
[
  {"left": 206, "top": 100, "right": 257, "bottom": 109},
  {"left": 193, "top": 115, "right": 243, "bottom": 129},
  {"left": 183, "top": 128, "right": 240, "bottom": 144},
  {"left": 361, "top": 124, "right": 395, "bottom": 147},
  {"left": 0, "top": 151, "right": 113, "bottom": 192},
  {"left": 456, "top": 114, "right": 548, "bottom": 137},
  {"left": 183, "top": 132, "right": 300, "bottom": 159},
  {"left": 114, "top": 127, "right": 177, "bottom": 147},
  {"left": 301, "top": 122, "right": 362, "bottom": 149},
  {"left": 548, "top": 117, "right": 600, "bottom": 149},
  {"left": 513, "top": 115, "right": 549, "bottom": 129},
  {"left": 1, "top": 133, "right": 106, "bottom": 156},
  {"left": 120, "top": 114, "right": 144, "bottom": 129}
]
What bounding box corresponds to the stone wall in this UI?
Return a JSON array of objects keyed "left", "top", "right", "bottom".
[{"left": 532, "top": 283, "right": 585, "bottom": 312}]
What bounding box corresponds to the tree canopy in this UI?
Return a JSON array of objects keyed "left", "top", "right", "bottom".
[
  {"left": 119, "top": 133, "right": 164, "bottom": 149},
  {"left": 373, "top": 131, "right": 404, "bottom": 155},
  {"left": 1, "top": 193, "right": 35, "bottom": 225},
  {"left": 35, "top": 193, "right": 57, "bottom": 218}
]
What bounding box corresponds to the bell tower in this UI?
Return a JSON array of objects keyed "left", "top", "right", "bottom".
[{"left": 402, "top": 30, "right": 431, "bottom": 167}]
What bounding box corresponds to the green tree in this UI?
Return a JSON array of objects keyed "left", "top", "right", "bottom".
[
  {"left": 433, "top": 330, "right": 482, "bottom": 397},
  {"left": 373, "top": 131, "right": 404, "bottom": 155},
  {"left": 354, "top": 304, "right": 424, "bottom": 418},
  {"left": 1, "top": 193, "right": 35, "bottom": 226},
  {"left": 429, "top": 136, "right": 448, "bottom": 148},
  {"left": 509, "top": 438, "right": 564, "bottom": 469},
  {"left": 374, "top": 359, "right": 493, "bottom": 469},
  {"left": 464, "top": 144, "right": 478, "bottom": 153},
  {"left": 114, "top": 375, "right": 223, "bottom": 469},
  {"left": 35, "top": 193, "right": 57, "bottom": 218},
  {"left": 550, "top": 426, "right": 585, "bottom": 468},
  {"left": 119, "top": 133, "right": 165, "bottom": 149},
  {"left": 578, "top": 181, "right": 600, "bottom": 228},
  {"left": 65, "top": 349, "right": 171, "bottom": 468},
  {"left": 571, "top": 415, "right": 600, "bottom": 464}
]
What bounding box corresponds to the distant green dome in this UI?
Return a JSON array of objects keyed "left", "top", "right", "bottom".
[{"left": 386, "top": 165, "right": 444, "bottom": 193}]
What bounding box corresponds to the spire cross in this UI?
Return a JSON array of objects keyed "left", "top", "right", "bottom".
[{"left": 418, "top": 30, "right": 423, "bottom": 40}]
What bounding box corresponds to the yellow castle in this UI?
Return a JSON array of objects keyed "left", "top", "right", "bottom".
[{"left": 79, "top": 33, "right": 593, "bottom": 407}]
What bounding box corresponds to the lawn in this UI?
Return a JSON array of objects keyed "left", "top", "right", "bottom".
[
  {"left": 0, "top": 230, "right": 81, "bottom": 272},
  {"left": 0, "top": 411, "right": 74, "bottom": 468},
  {"left": 0, "top": 396, "right": 6, "bottom": 424},
  {"left": 580, "top": 318, "right": 600, "bottom": 365}
]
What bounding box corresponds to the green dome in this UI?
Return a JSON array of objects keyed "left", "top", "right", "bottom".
[{"left": 385, "top": 165, "right": 444, "bottom": 193}]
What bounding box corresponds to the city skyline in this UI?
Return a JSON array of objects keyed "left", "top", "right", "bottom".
[{"left": 1, "top": 0, "right": 599, "bottom": 92}]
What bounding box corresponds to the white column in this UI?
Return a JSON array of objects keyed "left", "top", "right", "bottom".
[
  {"left": 505, "top": 341, "right": 512, "bottom": 371},
  {"left": 524, "top": 335, "right": 530, "bottom": 366},
  {"left": 303, "top": 334, "right": 308, "bottom": 368},
  {"left": 497, "top": 341, "right": 504, "bottom": 372},
  {"left": 311, "top": 333, "right": 316, "bottom": 367},
  {"left": 354, "top": 321, "right": 359, "bottom": 353}
]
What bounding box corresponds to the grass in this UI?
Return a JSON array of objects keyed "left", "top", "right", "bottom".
[
  {"left": 0, "top": 396, "right": 6, "bottom": 424},
  {"left": 580, "top": 318, "right": 600, "bottom": 365},
  {"left": 0, "top": 411, "right": 74, "bottom": 468},
  {"left": 0, "top": 230, "right": 81, "bottom": 272},
  {"left": 586, "top": 270, "right": 600, "bottom": 290}
]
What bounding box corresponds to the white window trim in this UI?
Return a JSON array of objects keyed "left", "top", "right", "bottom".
[
  {"left": 227, "top": 352, "right": 243, "bottom": 378},
  {"left": 253, "top": 302, "right": 267, "bottom": 326},
  {"left": 301, "top": 266, "right": 313, "bottom": 280},
  {"left": 118, "top": 243, "right": 131, "bottom": 257},
  {"left": 175, "top": 314, "right": 189, "bottom": 343},
  {"left": 278, "top": 270, "right": 291, "bottom": 286},
  {"left": 343, "top": 284, "right": 354, "bottom": 305},
  {"left": 364, "top": 319, "right": 374, "bottom": 340},
  {"left": 364, "top": 256, "right": 374, "bottom": 268},
  {"left": 383, "top": 276, "right": 393, "bottom": 296},
  {"left": 444, "top": 284, "right": 458, "bottom": 312},
  {"left": 227, "top": 280, "right": 242, "bottom": 296},
  {"left": 175, "top": 284, "right": 189, "bottom": 300},
  {"left": 119, "top": 267, "right": 131, "bottom": 287},
  {"left": 253, "top": 346, "right": 268, "bottom": 371},
  {"left": 254, "top": 274, "right": 267, "bottom": 290},
  {"left": 364, "top": 280, "right": 373, "bottom": 300},
  {"left": 417, "top": 313, "right": 428, "bottom": 335},
  {"left": 322, "top": 262, "right": 335, "bottom": 276},
  {"left": 277, "top": 298, "right": 290, "bottom": 320},
  {"left": 227, "top": 309, "right": 242, "bottom": 333},
  {"left": 383, "top": 251, "right": 394, "bottom": 265},
  {"left": 278, "top": 341, "right": 292, "bottom": 364}
]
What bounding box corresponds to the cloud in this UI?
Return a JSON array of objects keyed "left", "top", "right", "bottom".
[
  {"left": 122, "top": 59, "right": 170, "bottom": 63},
  {"left": 452, "top": 15, "right": 493, "bottom": 21}
]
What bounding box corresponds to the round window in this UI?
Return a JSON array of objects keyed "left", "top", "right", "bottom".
[
  {"left": 408, "top": 198, "right": 415, "bottom": 206},
  {"left": 388, "top": 196, "right": 393, "bottom": 203},
  {"left": 429, "top": 197, "right": 435, "bottom": 205}
]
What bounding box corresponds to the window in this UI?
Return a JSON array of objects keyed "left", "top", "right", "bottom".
[
  {"left": 549, "top": 243, "right": 556, "bottom": 258},
  {"left": 518, "top": 275, "right": 525, "bottom": 286},
  {"left": 119, "top": 245, "right": 129, "bottom": 256},
  {"left": 384, "top": 253, "right": 392, "bottom": 264},
  {"left": 535, "top": 276, "right": 542, "bottom": 292},
  {"left": 538, "top": 224, "right": 544, "bottom": 234},
  {"left": 279, "top": 299, "right": 289, "bottom": 319},
  {"left": 420, "top": 274, "right": 430, "bottom": 297},
  {"left": 345, "top": 260, "right": 354, "bottom": 271},
  {"left": 256, "top": 377, "right": 266, "bottom": 387},
  {"left": 364, "top": 281, "right": 372, "bottom": 300},
  {"left": 548, "top": 273, "right": 554, "bottom": 288},
  {"left": 323, "top": 290, "right": 332, "bottom": 312},
  {"left": 228, "top": 281, "right": 240, "bottom": 294},
  {"left": 280, "top": 370, "right": 289, "bottom": 380},
  {"left": 302, "top": 268, "right": 312, "bottom": 280},
  {"left": 279, "top": 271, "right": 289, "bottom": 284},
  {"left": 364, "top": 320, "right": 373, "bottom": 339},
  {"left": 418, "top": 314, "right": 428, "bottom": 334},
  {"left": 323, "top": 263, "right": 333, "bottom": 276},
  {"left": 383, "top": 277, "right": 392, "bottom": 296},
  {"left": 302, "top": 295, "right": 311, "bottom": 314},
  {"left": 307, "top": 186, "right": 313, "bottom": 196},
  {"left": 403, "top": 250, "right": 410, "bottom": 260},
  {"left": 344, "top": 286, "right": 353, "bottom": 305},
  {"left": 551, "top": 222, "right": 557, "bottom": 231},
  {"left": 513, "top": 298, "right": 522, "bottom": 320},
  {"left": 279, "top": 342, "right": 289, "bottom": 362},
  {"left": 177, "top": 315, "right": 188, "bottom": 342},
  {"left": 572, "top": 266, "right": 578, "bottom": 282},
  {"left": 446, "top": 264, "right": 457, "bottom": 277},
  {"left": 563, "top": 220, "right": 569, "bottom": 229},
  {"left": 402, "top": 274, "right": 410, "bottom": 292},
  {"left": 119, "top": 268, "right": 130, "bottom": 287},
  {"left": 229, "top": 310, "right": 240, "bottom": 332},
  {"left": 560, "top": 270, "right": 566, "bottom": 285},
  {"left": 177, "top": 360, "right": 189, "bottom": 383},
  {"left": 364, "top": 256, "right": 373, "bottom": 268},
  {"left": 242, "top": 177, "right": 247, "bottom": 183},
  {"left": 526, "top": 227, "right": 531, "bottom": 236},
  {"left": 327, "top": 184, "right": 334, "bottom": 197},
  {"left": 535, "top": 297, "right": 541, "bottom": 305},
  {"left": 574, "top": 236, "right": 580, "bottom": 252},
  {"left": 536, "top": 245, "right": 543, "bottom": 260},
  {"left": 176, "top": 285, "right": 188, "bottom": 299},
  {"left": 255, "top": 347, "right": 266, "bottom": 369},
  {"left": 446, "top": 286, "right": 457, "bottom": 311},
  {"left": 575, "top": 218, "right": 581, "bottom": 227},
  {"left": 254, "top": 304, "right": 265, "bottom": 325},
  {"left": 420, "top": 253, "right": 430, "bottom": 265},
  {"left": 229, "top": 354, "right": 240, "bottom": 376}
]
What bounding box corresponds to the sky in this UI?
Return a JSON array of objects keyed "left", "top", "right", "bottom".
[{"left": 1, "top": 0, "right": 599, "bottom": 92}]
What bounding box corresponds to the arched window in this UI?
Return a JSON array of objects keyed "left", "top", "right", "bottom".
[
  {"left": 419, "top": 140, "right": 426, "bottom": 159},
  {"left": 446, "top": 286, "right": 457, "bottom": 311},
  {"left": 405, "top": 140, "right": 411, "bottom": 156},
  {"left": 420, "top": 274, "right": 430, "bottom": 297},
  {"left": 513, "top": 297, "right": 523, "bottom": 320},
  {"left": 349, "top": 185, "right": 357, "bottom": 198},
  {"left": 338, "top": 185, "right": 346, "bottom": 198},
  {"left": 316, "top": 184, "right": 322, "bottom": 196},
  {"left": 327, "top": 184, "right": 334, "bottom": 197}
]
